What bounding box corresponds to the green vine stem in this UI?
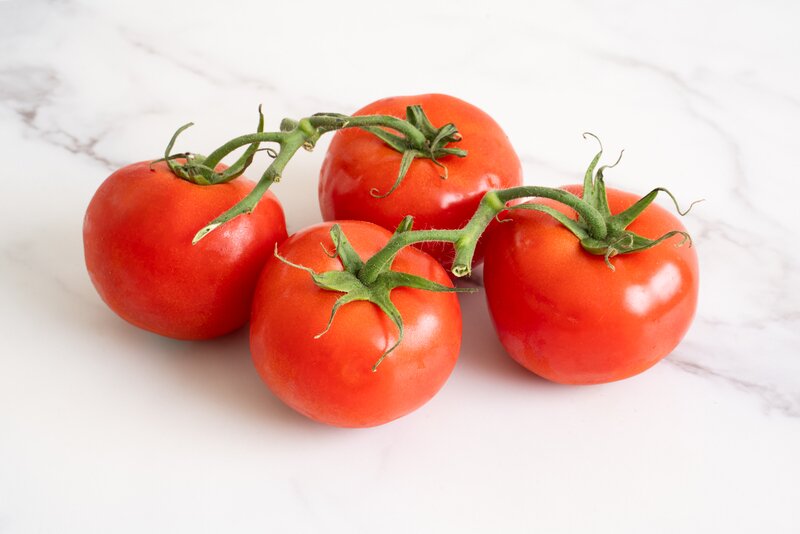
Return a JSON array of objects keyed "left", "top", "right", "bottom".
[
  {"left": 358, "top": 132, "right": 700, "bottom": 282},
  {"left": 155, "top": 105, "right": 468, "bottom": 244},
  {"left": 359, "top": 186, "right": 608, "bottom": 282}
]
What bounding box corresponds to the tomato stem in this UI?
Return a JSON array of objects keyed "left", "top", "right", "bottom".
[
  {"left": 359, "top": 229, "right": 462, "bottom": 285},
  {"left": 159, "top": 106, "right": 468, "bottom": 243},
  {"left": 192, "top": 127, "right": 309, "bottom": 244},
  {"left": 358, "top": 135, "right": 697, "bottom": 279},
  {"left": 450, "top": 186, "right": 610, "bottom": 275},
  {"left": 202, "top": 133, "right": 287, "bottom": 176},
  {"left": 355, "top": 186, "right": 609, "bottom": 281}
]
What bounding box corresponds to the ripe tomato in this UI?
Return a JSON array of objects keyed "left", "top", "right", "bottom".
[
  {"left": 250, "top": 220, "right": 462, "bottom": 427},
  {"left": 318, "top": 93, "right": 523, "bottom": 267},
  {"left": 483, "top": 186, "right": 699, "bottom": 384},
  {"left": 83, "top": 160, "right": 287, "bottom": 340}
]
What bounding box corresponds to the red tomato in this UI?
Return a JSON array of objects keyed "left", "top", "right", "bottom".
[
  {"left": 483, "top": 186, "right": 699, "bottom": 384},
  {"left": 250, "top": 220, "right": 462, "bottom": 427},
  {"left": 318, "top": 94, "right": 523, "bottom": 267},
  {"left": 83, "top": 161, "right": 287, "bottom": 340}
]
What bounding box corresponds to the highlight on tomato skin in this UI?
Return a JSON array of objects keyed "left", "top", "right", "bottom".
[
  {"left": 83, "top": 160, "right": 288, "bottom": 340},
  {"left": 483, "top": 186, "right": 699, "bottom": 385},
  {"left": 318, "top": 93, "right": 523, "bottom": 269},
  {"left": 249, "top": 220, "right": 463, "bottom": 428}
]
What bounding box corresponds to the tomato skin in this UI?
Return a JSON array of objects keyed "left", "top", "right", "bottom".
[
  {"left": 318, "top": 94, "right": 523, "bottom": 267},
  {"left": 83, "top": 161, "right": 287, "bottom": 340},
  {"left": 483, "top": 186, "right": 699, "bottom": 384},
  {"left": 250, "top": 221, "right": 462, "bottom": 427}
]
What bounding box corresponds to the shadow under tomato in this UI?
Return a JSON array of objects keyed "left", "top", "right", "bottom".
[
  {"left": 151, "top": 328, "right": 316, "bottom": 428},
  {"left": 454, "top": 285, "right": 561, "bottom": 390},
  {"left": 4, "top": 218, "right": 340, "bottom": 434},
  {"left": 102, "top": 315, "right": 344, "bottom": 433},
  {"left": 11, "top": 214, "right": 558, "bottom": 433}
]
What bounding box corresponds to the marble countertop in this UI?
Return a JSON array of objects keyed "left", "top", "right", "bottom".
[{"left": 2, "top": 0, "right": 798, "bottom": 532}]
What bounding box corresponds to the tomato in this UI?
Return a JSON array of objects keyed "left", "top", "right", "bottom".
[
  {"left": 250, "top": 220, "right": 462, "bottom": 427},
  {"left": 83, "top": 160, "right": 287, "bottom": 340},
  {"left": 318, "top": 93, "right": 523, "bottom": 268},
  {"left": 483, "top": 186, "right": 699, "bottom": 384}
]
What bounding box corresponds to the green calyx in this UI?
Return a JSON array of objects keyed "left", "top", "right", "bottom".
[
  {"left": 509, "top": 133, "right": 701, "bottom": 269},
  {"left": 275, "top": 221, "right": 475, "bottom": 372},
  {"left": 365, "top": 105, "right": 468, "bottom": 198},
  {"left": 151, "top": 105, "right": 269, "bottom": 186}
]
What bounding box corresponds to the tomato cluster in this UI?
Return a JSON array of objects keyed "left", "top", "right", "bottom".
[{"left": 83, "top": 94, "right": 699, "bottom": 427}]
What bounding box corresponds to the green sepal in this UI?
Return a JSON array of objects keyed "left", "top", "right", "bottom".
[
  {"left": 360, "top": 125, "right": 410, "bottom": 154},
  {"left": 610, "top": 187, "right": 658, "bottom": 232},
  {"left": 150, "top": 123, "right": 209, "bottom": 185},
  {"left": 430, "top": 122, "right": 460, "bottom": 150},
  {"left": 309, "top": 270, "right": 364, "bottom": 293},
  {"left": 156, "top": 118, "right": 270, "bottom": 186},
  {"left": 409, "top": 105, "right": 465, "bottom": 162},
  {"left": 370, "top": 149, "right": 422, "bottom": 198},
  {"left": 580, "top": 132, "right": 604, "bottom": 214},
  {"left": 406, "top": 105, "right": 439, "bottom": 139},
  {"left": 275, "top": 224, "right": 469, "bottom": 372},
  {"left": 610, "top": 187, "right": 702, "bottom": 232},
  {"left": 162, "top": 122, "right": 194, "bottom": 177},
  {"left": 436, "top": 146, "right": 468, "bottom": 157},
  {"left": 580, "top": 132, "right": 620, "bottom": 219},
  {"left": 314, "top": 287, "right": 374, "bottom": 339},
  {"left": 377, "top": 271, "right": 477, "bottom": 294},
  {"left": 273, "top": 244, "right": 362, "bottom": 293},
  {"left": 622, "top": 230, "right": 691, "bottom": 253},
  {"left": 154, "top": 123, "right": 220, "bottom": 185},
  {"left": 581, "top": 230, "right": 692, "bottom": 270},
  {"left": 362, "top": 104, "right": 468, "bottom": 197},
  {"left": 366, "top": 289, "right": 404, "bottom": 371},
  {"left": 541, "top": 133, "right": 699, "bottom": 269},
  {"left": 212, "top": 105, "right": 266, "bottom": 184},
  {"left": 328, "top": 224, "right": 364, "bottom": 274},
  {"left": 507, "top": 203, "right": 590, "bottom": 241}
]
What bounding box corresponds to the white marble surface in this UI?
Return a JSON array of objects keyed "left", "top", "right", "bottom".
[{"left": 2, "top": 0, "right": 799, "bottom": 532}]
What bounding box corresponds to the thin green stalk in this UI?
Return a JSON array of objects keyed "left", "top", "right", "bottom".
[
  {"left": 202, "top": 132, "right": 287, "bottom": 172},
  {"left": 309, "top": 114, "right": 429, "bottom": 148},
  {"left": 359, "top": 229, "right": 462, "bottom": 284},
  {"left": 493, "top": 187, "right": 606, "bottom": 235},
  {"left": 191, "top": 128, "right": 307, "bottom": 244},
  {"left": 163, "top": 106, "right": 468, "bottom": 243},
  {"left": 449, "top": 187, "right": 607, "bottom": 276},
  {"left": 359, "top": 186, "right": 608, "bottom": 281}
]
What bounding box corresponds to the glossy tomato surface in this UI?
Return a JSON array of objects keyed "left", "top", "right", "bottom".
[
  {"left": 250, "top": 221, "right": 462, "bottom": 427},
  {"left": 83, "top": 161, "right": 287, "bottom": 340},
  {"left": 318, "top": 94, "right": 523, "bottom": 267},
  {"left": 483, "top": 186, "right": 699, "bottom": 384}
]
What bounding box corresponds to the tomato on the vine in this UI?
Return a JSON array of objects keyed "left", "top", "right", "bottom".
[
  {"left": 83, "top": 160, "right": 287, "bottom": 340},
  {"left": 483, "top": 185, "right": 699, "bottom": 384},
  {"left": 318, "top": 93, "right": 523, "bottom": 267},
  {"left": 250, "top": 220, "right": 462, "bottom": 428}
]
